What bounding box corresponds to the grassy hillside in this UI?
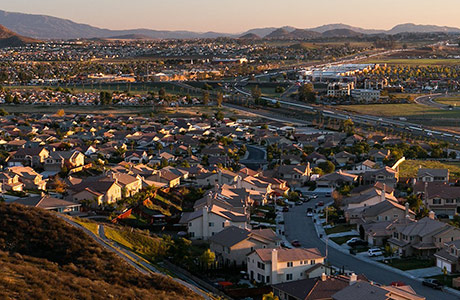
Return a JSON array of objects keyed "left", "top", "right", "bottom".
[
  {"left": 399, "top": 160, "right": 460, "bottom": 179},
  {"left": 0, "top": 203, "right": 200, "bottom": 300}
]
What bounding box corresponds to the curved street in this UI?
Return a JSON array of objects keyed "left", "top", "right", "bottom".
[{"left": 283, "top": 200, "right": 458, "bottom": 300}]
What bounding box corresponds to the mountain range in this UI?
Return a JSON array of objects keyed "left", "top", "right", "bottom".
[
  {"left": 0, "top": 24, "right": 40, "bottom": 47},
  {"left": 0, "top": 9, "right": 460, "bottom": 40}
]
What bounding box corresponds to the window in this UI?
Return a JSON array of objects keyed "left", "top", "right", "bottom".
[
  {"left": 286, "top": 274, "right": 293, "bottom": 281},
  {"left": 310, "top": 260, "right": 315, "bottom": 265},
  {"left": 433, "top": 198, "right": 441, "bottom": 205},
  {"left": 394, "top": 215, "right": 398, "bottom": 218},
  {"left": 257, "top": 262, "right": 265, "bottom": 270},
  {"left": 287, "top": 262, "right": 293, "bottom": 267},
  {"left": 209, "top": 222, "right": 214, "bottom": 227},
  {"left": 189, "top": 222, "right": 192, "bottom": 227},
  {"left": 257, "top": 273, "right": 265, "bottom": 283},
  {"left": 393, "top": 232, "right": 398, "bottom": 239},
  {"left": 189, "top": 232, "right": 195, "bottom": 238}
]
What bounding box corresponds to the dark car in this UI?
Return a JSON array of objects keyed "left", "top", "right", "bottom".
[
  {"left": 282, "top": 207, "right": 289, "bottom": 212},
  {"left": 422, "top": 279, "right": 443, "bottom": 290},
  {"left": 291, "top": 240, "right": 301, "bottom": 247},
  {"left": 317, "top": 201, "right": 324, "bottom": 206},
  {"left": 348, "top": 239, "right": 368, "bottom": 248},
  {"left": 295, "top": 201, "right": 303, "bottom": 206}
]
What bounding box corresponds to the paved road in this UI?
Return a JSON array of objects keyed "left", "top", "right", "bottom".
[
  {"left": 59, "top": 216, "right": 212, "bottom": 300},
  {"left": 415, "top": 93, "right": 453, "bottom": 110},
  {"left": 283, "top": 201, "right": 458, "bottom": 300}
]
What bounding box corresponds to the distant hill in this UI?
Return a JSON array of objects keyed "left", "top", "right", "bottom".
[
  {"left": 0, "top": 24, "right": 39, "bottom": 48},
  {"left": 0, "top": 203, "right": 200, "bottom": 300},
  {"left": 1, "top": 9, "right": 460, "bottom": 40},
  {"left": 388, "top": 23, "right": 460, "bottom": 34},
  {"left": 265, "top": 28, "right": 294, "bottom": 39},
  {"left": 106, "top": 34, "right": 153, "bottom": 40},
  {"left": 322, "top": 28, "right": 363, "bottom": 38},
  {"left": 239, "top": 33, "right": 261, "bottom": 40},
  {"left": 290, "top": 29, "right": 322, "bottom": 39},
  {"left": 310, "top": 23, "right": 385, "bottom": 34}
]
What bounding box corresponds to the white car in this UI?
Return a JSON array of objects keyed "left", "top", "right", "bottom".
[
  {"left": 368, "top": 248, "right": 384, "bottom": 257},
  {"left": 306, "top": 212, "right": 313, "bottom": 217}
]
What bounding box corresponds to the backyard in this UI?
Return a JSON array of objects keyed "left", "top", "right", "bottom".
[{"left": 399, "top": 160, "right": 460, "bottom": 179}]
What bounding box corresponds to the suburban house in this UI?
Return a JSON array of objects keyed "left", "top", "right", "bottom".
[
  {"left": 316, "top": 170, "right": 358, "bottom": 189},
  {"left": 417, "top": 168, "right": 449, "bottom": 183},
  {"left": 8, "top": 147, "right": 50, "bottom": 167},
  {"left": 333, "top": 151, "right": 356, "bottom": 166},
  {"left": 414, "top": 182, "right": 460, "bottom": 217},
  {"left": 275, "top": 164, "right": 311, "bottom": 185},
  {"left": 195, "top": 170, "right": 239, "bottom": 187},
  {"left": 44, "top": 150, "right": 85, "bottom": 172},
  {"left": 0, "top": 172, "right": 24, "bottom": 191},
  {"left": 332, "top": 279, "right": 425, "bottom": 300},
  {"left": 8, "top": 166, "right": 47, "bottom": 190},
  {"left": 209, "top": 226, "right": 280, "bottom": 266},
  {"left": 388, "top": 213, "right": 460, "bottom": 257},
  {"left": 14, "top": 195, "right": 81, "bottom": 213},
  {"left": 362, "top": 166, "right": 399, "bottom": 188},
  {"left": 69, "top": 179, "right": 123, "bottom": 206},
  {"left": 346, "top": 201, "right": 415, "bottom": 224},
  {"left": 435, "top": 240, "right": 460, "bottom": 273},
  {"left": 353, "top": 159, "right": 377, "bottom": 172},
  {"left": 147, "top": 169, "right": 181, "bottom": 187},
  {"left": 360, "top": 220, "right": 399, "bottom": 247},
  {"left": 106, "top": 172, "right": 142, "bottom": 197},
  {"left": 247, "top": 248, "right": 325, "bottom": 284},
  {"left": 341, "top": 187, "right": 397, "bottom": 210},
  {"left": 179, "top": 204, "right": 249, "bottom": 240},
  {"left": 193, "top": 186, "right": 250, "bottom": 214}
]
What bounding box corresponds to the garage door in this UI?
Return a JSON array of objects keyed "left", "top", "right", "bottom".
[{"left": 437, "top": 259, "right": 452, "bottom": 273}]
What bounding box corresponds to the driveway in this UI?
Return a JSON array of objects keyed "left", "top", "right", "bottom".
[{"left": 283, "top": 201, "right": 458, "bottom": 300}]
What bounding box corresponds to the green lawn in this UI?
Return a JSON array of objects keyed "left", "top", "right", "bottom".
[
  {"left": 429, "top": 274, "right": 460, "bottom": 288},
  {"left": 436, "top": 96, "right": 460, "bottom": 107},
  {"left": 384, "top": 258, "right": 435, "bottom": 271},
  {"left": 330, "top": 235, "right": 358, "bottom": 245},
  {"left": 365, "top": 58, "right": 460, "bottom": 66},
  {"left": 400, "top": 160, "right": 460, "bottom": 179},
  {"left": 325, "top": 224, "right": 356, "bottom": 235},
  {"left": 73, "top": 218, "right": 99, "bottom": 235}
]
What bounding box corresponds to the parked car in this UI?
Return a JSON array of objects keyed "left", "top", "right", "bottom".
[
  {"left": 422, "top": 279, "right": 443, "bottom": 290},
  {"left": 295, "top": 201, "right": 303, "bottom": 206},
  {"left": 306, "top": 212, "right": 313, "bottom": 217},
  {"left": 368, "top": 248, "right": 384, "bottom": 257},
  {"left": 282, "top": 207, "right": 289, "bottom": 212},
  {"left": 318, "top": 201, "right": 324, "bottom": 206},
  {"left": 346, "top": 237, "right": 362, "bottom": 245},
  {"left": 291, "top": 240, "right": 301, "bottom": 247},
  {"left": 310, "top": 194, "right": 318, "bottom": 199},
  {"left": 348, "top": 239, "right": 368, "bottom": 247}
]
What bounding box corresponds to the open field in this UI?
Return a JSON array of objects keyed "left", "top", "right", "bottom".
[
  {"left": 0, "top": 104, "right": 251, "bottom": 119},
  {"left": 435, "top": 96, "right": 460, "bottom": 107},
  {"left": 365, "top": 58, "right": 460, "bottom": 66},
  {"left": 400, "top": 160, "right": 460, "bottom": 179}
]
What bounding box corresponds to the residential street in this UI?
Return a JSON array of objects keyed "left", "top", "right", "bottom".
[{"left": 283, "top": 200, "right": 459, "bottom": 300}]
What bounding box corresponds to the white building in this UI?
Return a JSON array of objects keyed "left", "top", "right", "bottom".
[
  {"left": 327, "top": 82, "right": 354, "bottom": 97},
  {"left": 247, "top": 248, "right": 325, "bottom": 284},
  {"left": 351, "top": 89, "right": 381, "bottom": 102},
  {"left": 179, "top": 204, "right": 249, "bottom": 240}
]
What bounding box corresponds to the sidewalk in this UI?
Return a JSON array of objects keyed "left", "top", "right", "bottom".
[{"left": 312, "top": 213, "right": 460, "bottom": 298}]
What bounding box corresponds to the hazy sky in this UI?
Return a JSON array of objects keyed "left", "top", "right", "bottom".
[{"left": 1, "top": 0, "right": 459, "bottom": 33}]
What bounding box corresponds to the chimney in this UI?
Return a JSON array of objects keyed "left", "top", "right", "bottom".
[
  {"left": 429, "top": 211, "right": 435, "bottom": 220},
  {"left": 380, "top": 188, "right": 385, "bottom": 202},
  {"left": 321, "top": 273, "right": 327, "bottom": 281},
  {"left": 237, "top": 175, "right": 242, "bottom": 189},
  {"left": 202, "top": 205, "right": 209, "bottom": 238},
  {"left": 271, "top": 249, "right": 278, "bottom": 284},
  {"left": 349, "top": 273, "right": 358, "bottom": 285},
  {"left": 405, "top": 202, "right": 410, "bottom": 218},
  {"left": 218, "top": 170, "right": 223, "bottom": 185},
  {"left": 206, "top": 192, "right": 212, "bottom": 206}
]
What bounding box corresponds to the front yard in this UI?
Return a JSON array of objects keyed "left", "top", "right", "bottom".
[
  {"left": 325, "top": 224, "right": 356, "bottom": 235},
  {"left": 330, "top": 235, "right": 358, "bottom": 245},
  {"left": 383, "top": 258, "right": 435, "bottom": 271}
]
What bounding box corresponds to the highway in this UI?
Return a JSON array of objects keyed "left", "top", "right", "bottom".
[{"left": 284, "top": 200, "right": 458, "bottom": 300}]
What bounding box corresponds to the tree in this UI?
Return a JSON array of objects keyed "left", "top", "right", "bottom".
[
  {"left": 199, "top": 249, "right": 215, "bottom": 269},
  {"left": 251, "top": 85, "right": 262, "bottom": 103},
  {"left": 158, "top": 87, "right": 166, "bottom": 99},
  {"left": 318, "top": 161, "right": 335, "bottom": 174},
  {"left": 216, "top": 92, "right": 223, "bottom": 108},
  {"left": 298, "top": 83, "right": 316, "bottom": 102},
  {"left": 56, "top": 109, "right": 65, "bottom": 117},
  {"left": 202, "top": 91, "right": 209, "bottom": 105},
  {"left": 215, "top": 110, "right": 224, "bottom": 121},
  {"left": 262, "top": 292, "right": 279, "bottom": 300}
]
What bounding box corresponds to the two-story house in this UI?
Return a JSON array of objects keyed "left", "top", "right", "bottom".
[
  {"left": 209, "top": 226, "right": 280, "bottom": 266},
  {"left": 435, "top": 240, "right": 460, "bottom": 273},
  {"left": 8, "top": 166, "right": 47, "bottom": 190},
  {"left": 247, "top": 248, "right": 325, "bottom": 285},
  {"left": 179, "top": 204, "right": 249, "bottom": 240},
  {"left": 417, "top": 168, "right": 449, "bottom": 183},
  {"left": 388, "top": 213, "right": 460, "bottom": 257}
]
